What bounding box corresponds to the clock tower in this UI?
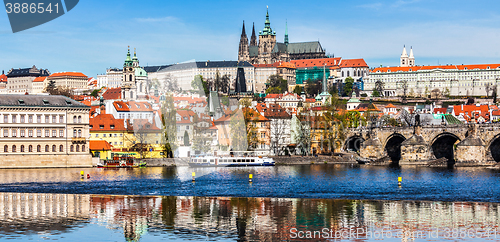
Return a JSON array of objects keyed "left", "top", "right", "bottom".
[{"left": 121, "top": 46, "right": 137, "bottom": 100}]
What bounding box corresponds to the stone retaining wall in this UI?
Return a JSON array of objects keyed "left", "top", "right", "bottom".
[
  {"left": 0, "top": 154, "right": 92, "bottom": 168},
  {"left": 139, "top": 158, "right": 189, "bottom": 167},
  {"left": 272, "top": 156, "right": 356, "bottom": 165}
]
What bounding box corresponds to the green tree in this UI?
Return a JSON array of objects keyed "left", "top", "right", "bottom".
[
  {"left": 183, "top": 130, "right": 190, "bottom": 146},
  {"left": 191, "top": 75, "right": 209, "bottom": 97},
  {"left": 371, "top": 88, "right": 381, "bottom": 97},
  {"left": 160, "top": 94, "right": 178, "bottom": 158},
  {"left": 343, "top": 77, "right": 354, "bottom": 97},
  {"left": 293, "top": 85, "right": 303, "bottom": 95},
  {"left": 90, "top": 89, "right": 100, "bottom": 98},
  {"left": 266, "top": 74, "right": 287, "bottom": 93},
  {"left": 305, "top": 79, "right": 321, "bottom": 96},
  {"left": 265, "top": 86, "right": 281, "bottom": 94},
  {"left": 375, "top": 80, "right": 384, "bottom": 97},
  {"left": 45, "top": 80, "right": 56, "bottom": 93}
]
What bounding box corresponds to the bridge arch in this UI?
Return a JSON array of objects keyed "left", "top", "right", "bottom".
[
  {"left": 345, "top": 135, "right": 364, "bottom": 152},
  {"left": 384, "top": 133, "right": 406, "bottom": 163},
  {"left": 431, "top": 132, "right": 461, "bottom": 162},
  {"left": 487, "top": 133, "right": 500, "bottom": 162}
]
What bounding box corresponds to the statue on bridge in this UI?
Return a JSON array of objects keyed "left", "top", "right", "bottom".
[{"left": 415, "top": 113, "right": 421, "bottom": 127}]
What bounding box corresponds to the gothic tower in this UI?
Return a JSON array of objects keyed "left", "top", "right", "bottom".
[
  {"left": 284, "top": 20, "right": 289, "bottom": 46},
  {"left": 258, "top": 6, "right": 276, "bottom": 64},
  {"left": 409, "top": 47, "right": 415, "bottom": 67},
  {"left": 238, "top": 21, "right": 249, "bottom": 62},
  {"left": 400, "top": 45, "right": 409, "bottom": 67},
  {"left": 121, "top": 46, "right": 137, "bottom": 100},
  {"left": 250, "top": 22, "right": 257, "bottom": 46}
]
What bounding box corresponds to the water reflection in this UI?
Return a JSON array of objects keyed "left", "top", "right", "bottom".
[{"left": 1, "top": 192, "right": 500, "bottom": 241}]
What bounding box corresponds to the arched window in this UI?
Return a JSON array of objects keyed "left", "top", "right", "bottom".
[
  {"left": 52, "top": 145, "right": 56, "bottom": 152},
  {"left": 76, "top": 145, "right": 80, "bottom": 152},
  {"left": 29, "top": 145, "right": 32, "bottom": 152},
  {"left": 73, "top": 116, "right": 77, "bottom": 123},
  {"left": 78, "top": 130, "right": 82, "bottom": 138},
  {"left": 140, "top": 83, "right": 143, "bottom": 93},
  {"left": 45, "top": 145, "right": 49, "bottom": 152},
  {"left": 59, "top": 145, "right": 63, "bottom": 152},
  {"left": 78, "top": 116, "right": 82, "bottom": 123},
  {"left": 73, "top": 130, "right": 77, "bottom": 138},
  {"left": 358, "top": 70, "right": 361, "bottom": 76},
  {"left": 82, "top": 145, "right": 85, "bottom": 152},
  {"left": 20, "top": 145, "right": 24, "bottom": 152},
  {"left": 342, "top": 71, "right": 344, "bottom": 77},
  {"left": 12, "top": 145, "right": 16, "bottom": 152},
  {"left": 129, "top": 74, "right": 132, "bottom": 82},
  {"left": 37, "top": 145, "right": 41, "bottom": 152},
  {"left": 347, "top": 71, "right": 350, "bottom": 77},
  {"left": 4, "top": 145, "right": 7, "bottom": 152},
  {"left": 70, "top": 145, "right": 74, "bottom": 152}
]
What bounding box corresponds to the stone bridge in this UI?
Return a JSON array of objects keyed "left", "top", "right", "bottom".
[{"left": 344, "top": 124, "right": 500, "bottom": 165}]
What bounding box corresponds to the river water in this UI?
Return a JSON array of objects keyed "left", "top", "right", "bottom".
[{"left": 0, "top": 165, "right": 499, "bottom": 241}]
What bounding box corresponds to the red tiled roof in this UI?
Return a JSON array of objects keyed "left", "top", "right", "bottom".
[
  {"left": 253, "top": 62, "right": 281, "bottom": 68},
  {"left": 339, "top": 59, "right": 369, "bottom": 68},
  {"left": 243, "top": 107, "right": 269, "bottom": 122},
  {"left": 33, "top": 76, "right": 46, "bottom": 82},
  {"left": 90, "top": 113, "right": 129, "bottom": 132},
  {"left": 277, "top": 62, "right": 296, "bottom": 69},
  {"left": 255, "top": 103, "right": 291, "bottom": 119},
  {"left": 291, "top": 58, "right": 342, "bottom": 68},
  {"left": 0, "top": 74, "right": 7, "bottom": 82},
  {"left": 372, "top": 64, "right": 500, "bottom": 73},
  {"left": 89, "top": 140, "right": 113, "bottom": 151},
  {"left": 49, "top": 72, "right": 88, "bottom": 78},
  {"left": 102, "top": 87, "right": 121, "bottom": 100},
  {"left": 113, "top": 101, "right": 153, "bottom": 112},
  {"left": 492, "top": 110, "right": 500, "bottom": 116},
  {"left": 453, "top": 104, "right": 489, "bottom": 118},
  {"left": 385, "top": 103, "right": 396, "bottom": 108},
  {"left": 264, "top": 94, "right": 283, "bottom": 99},
  {"left": 433, "top": 108, "right": 448, "bottom": 114}
]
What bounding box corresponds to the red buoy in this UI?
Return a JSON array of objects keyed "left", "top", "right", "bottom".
[{"left": 87, "top": 174, "right": 90, "bottom": 179}]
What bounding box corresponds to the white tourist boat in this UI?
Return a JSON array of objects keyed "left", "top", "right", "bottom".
[{"left": 188, "top": 155, "right": 275, "bottom": 167}]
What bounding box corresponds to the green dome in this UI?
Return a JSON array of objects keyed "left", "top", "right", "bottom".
[{"left": 135, "top": 67, "right": 147, "bottom": 77}]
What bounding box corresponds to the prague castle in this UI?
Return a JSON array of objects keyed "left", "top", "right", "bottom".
[{"left": 238, "top": 7, "right": 327, "bottom": 64}]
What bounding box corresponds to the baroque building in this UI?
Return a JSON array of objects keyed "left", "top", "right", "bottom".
[{"left": 238, "top": 7, "right": 327, "bottom": 65}]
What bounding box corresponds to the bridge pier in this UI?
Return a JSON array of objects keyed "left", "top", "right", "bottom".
[
  {"left": 455, "top": 124, "right": 491, "bottom": 166},
  {"left": 360, "top": 137, "right": 383, "bottom": 160},
  {"left": 400, "top": 126, "right": 432, "bottom": 165}
]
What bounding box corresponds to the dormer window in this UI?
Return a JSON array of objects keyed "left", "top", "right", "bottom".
[
  {"left": 65, "top": 100, "right": 71, "bottom": 105},
  {"left": 99, "top": 125, "right": 104, "bottom": 129},
  {"left": 110, "top": 125, "right": 115, "bottom": 129},
  {"left": 42, "top": 100, "right": 49, "bottom": 105},
  {"left": 18, "top": 99, "right": 24, "bottom": 105}
]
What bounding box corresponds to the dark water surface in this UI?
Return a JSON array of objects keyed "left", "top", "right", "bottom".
[
  {"left": 0, "top": 165, "right": 499, "bottom": 202},
  {"left": 0, "top": 193, "right": 499, "bottom": 241}
]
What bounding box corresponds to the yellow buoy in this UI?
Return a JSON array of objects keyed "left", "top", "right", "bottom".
[
  {"left": 192, "top": 172, "right": 196, "bottom": 182},
  {"left": 249, "top": 174, "right": 253, "bottom": 182},
  {"left": 398, "top": 177, "right": 402, "bottom": 186}
]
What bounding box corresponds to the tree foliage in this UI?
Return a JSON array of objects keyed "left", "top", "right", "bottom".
[
  {"left": 375, "top": 80, "right": 384, "bottom": 97},
  {"left": 266, "top": 74, "right": 288, "bottom": 94},
  {"left": 191, "top": 75, "right": 209, "bottom": 97},
  {"left": 293, "top": 85, "right": 303, "bottom": 95},
  {"left": 160, "top": 94, "right": 178, "bottom": 158},
  {"left": 343, "top": 77, "right": 354, "bottom": 97},
  {"left": 305, "top": 79, "right": 321, "bottom": 97}
]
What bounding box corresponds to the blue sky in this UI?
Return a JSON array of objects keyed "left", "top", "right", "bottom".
[{"left": 0, "top": 0, "right": 499, "bottom": 77}]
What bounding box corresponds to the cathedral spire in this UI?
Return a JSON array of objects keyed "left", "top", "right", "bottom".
[
  {"left": 284, "top": 20, "right": 289, "bottom": 46},
  {"left": 250, "top": 22, "right": 257, "bottom": 46},
  {"left": 241, "top": 21, "right": 246, "bottom": 37},
  {"left": 260, "top": 6, "right": 275, "bottom": 36}
]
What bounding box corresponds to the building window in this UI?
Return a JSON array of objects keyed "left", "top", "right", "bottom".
[
  {"left": 52, "top": 145, "right": 56, "bottom": 152},
  {"left": 3, "top": 129, "right": 7, "bottom": 137},
  {"left": 110, "top": 125, "right": 115, "bottom": 129},
  {"left": 73, "top": 116, "right": 77, "bottom": 123},
  {"left": 37, "top": 129, "right": 41, "bottom": 137},
  {"left": 45, "top": 130, "right": 49, "bottom": 137},
  {"left": 37, "top": 115, "right": 41, "bottom": 123},
  {"left": 82, "top": 145, "right": 85, "bottom": 152},
  {"left": 78, "top": 130, "right": 82, "bottom": 138},
  {"left": 3, "top": 145, "right": 7, "bottom": 152},
  {"left": 120, "top": 142, "right": 123, "bottom": 145},
  {"left": 70, "top": 145, "right": 74, "bottom": 152},
  {"left": 29, "top": 145, "right": 33, "bottom": 152},
  {"left": 3, "top": 115, "right": 8, "bottom": 123},
  {"left": 21, "top": 145, "right": 25, "bottom": 152},
  {"left": 12, "top": 129, "right": 17, "bottom": 137},
  {"left": 12, "top": 145, "right": 16, "bottom": 152},
  {"left": 78, "top": 116, "right": 82, "bottom": 123},
  {"left": 20, "top": 115, "right": 25, "bottom": 123},
  {"left": 45, "top": 115, "right": 49, "bottom": 123},
  {"left": 52, "top": 130, "right": 57, "bottom": 137},
  {"left": 59, "top": 130, "right": 64, "bottom": 137},
  {"left": 28, "top": 115, "right": 33, "bottom": 123},
  {"left": 73, "top": 130, "right": 77, "bottom": 138},
  {"left": 12, "top": 115, "right": 16, "bottom": 123},
  {"left": 114, "top": 134, "right": 117, "bottom": 137},
  {"left": 99, "top": 125, "right": 104, "bottom": 129},
  {"left": 20, "top": 129, "right": 25, "bottom": 137},
  {"left": 52, "top": 115, "right": 56, "bottom": 123},
  {"left": 59, "top": 116, "right": 64, "bottom": 123},
  {"left": 76, "top": 145, "right": 80, "bottom": 152},
  {"left": 59, "top": 145, "right": 63, "bottom": 152},
  {"left": 37, "top": 145, "right": 41, "bottom": 152},
  {"left": 95, "top": 134, "right": 98, "bottom": 137},
  {"left": 45, "top": 145, "right": 49, "bottom": 152}
]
